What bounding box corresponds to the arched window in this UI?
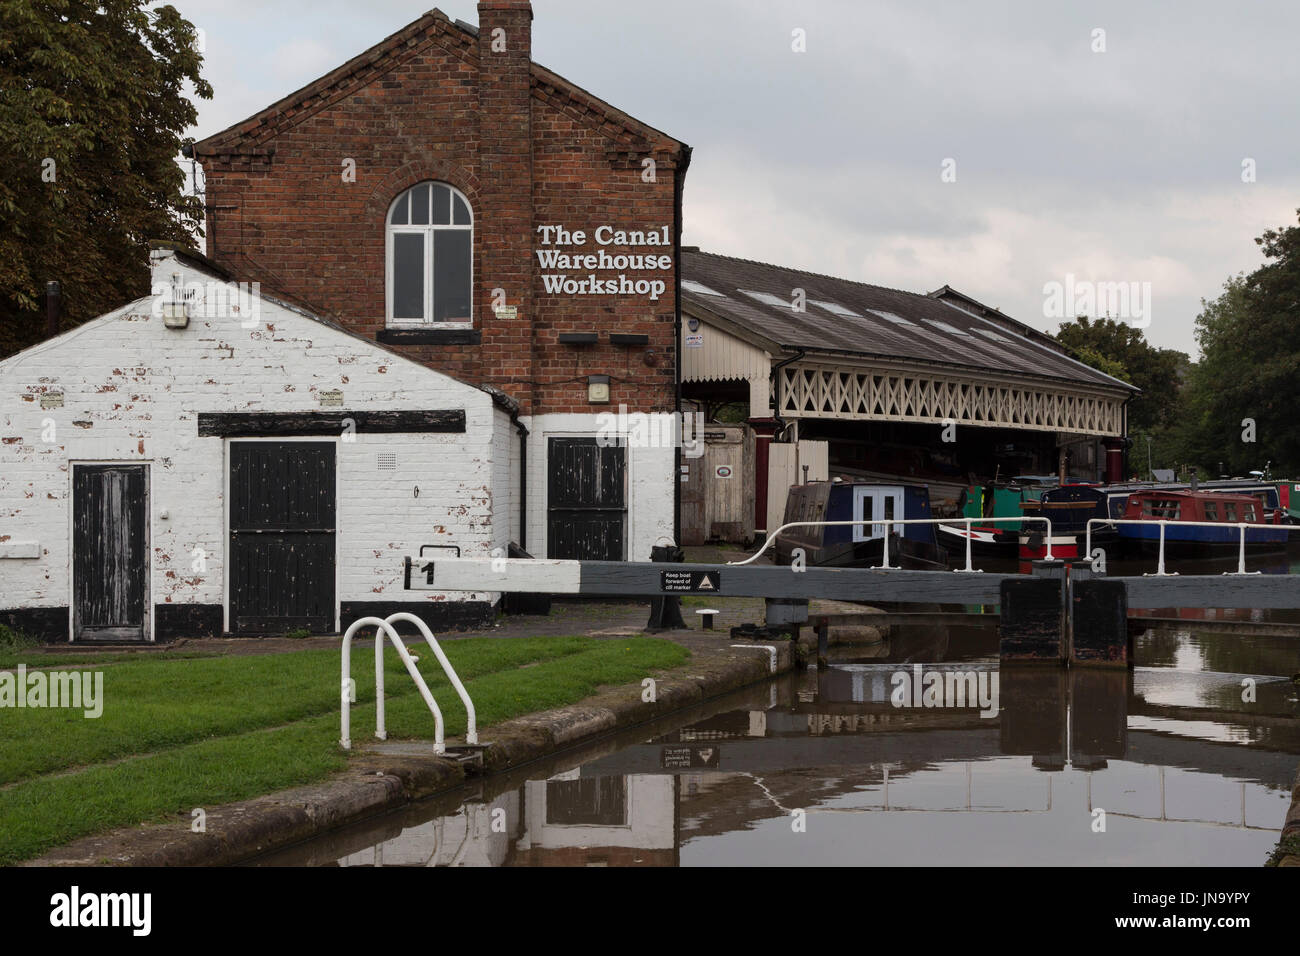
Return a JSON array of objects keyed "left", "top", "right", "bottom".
[{"left": 386, "top": 182, "right": 473, "bottom": 326}]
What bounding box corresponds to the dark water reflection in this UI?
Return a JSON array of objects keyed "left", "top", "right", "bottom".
[{"left": 253, "top": 627, "right": 1299, "bottom": 867}]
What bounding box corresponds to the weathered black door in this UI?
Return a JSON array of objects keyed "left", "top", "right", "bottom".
[
  {"left": 229, "top": 442, "right": 336, "bottom": 634},
  {"left": 547, "top": 438, "right": 626, "bottom": 560},
  {"left": 73, "top": 464, "right": 149, "bottom": 641}
]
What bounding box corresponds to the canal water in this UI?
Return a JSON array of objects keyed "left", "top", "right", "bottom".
[{"left": 253, "top": 623, "right": 1299, "bottom": 867}]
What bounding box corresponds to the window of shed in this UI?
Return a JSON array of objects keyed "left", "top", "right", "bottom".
[{"left": 386, "top": 182, "right": 473, "bottom": 327}]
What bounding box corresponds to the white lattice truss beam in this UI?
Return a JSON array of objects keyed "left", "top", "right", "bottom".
[{"left": 777, "top": 362, "right": 1125, "bottom": 437}]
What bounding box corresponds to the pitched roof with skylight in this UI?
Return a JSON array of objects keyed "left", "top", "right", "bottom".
[{"left": 676, "top": 250, "right": 1137, "bottom": 392}]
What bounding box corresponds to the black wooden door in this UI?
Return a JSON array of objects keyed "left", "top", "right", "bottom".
[
  {"left": 73, "top": 464, "right": 149, "bottom": 641},
  {"left": 547, "top": 438, "right": 626, "bottom": 560},
  {"left": 229, "top": 442, "right": 336, "bottom": 634}
]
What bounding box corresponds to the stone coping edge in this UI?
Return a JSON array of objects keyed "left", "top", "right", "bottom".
[{"left": 26, "top": 640, "right": 793, "bottom": 867}]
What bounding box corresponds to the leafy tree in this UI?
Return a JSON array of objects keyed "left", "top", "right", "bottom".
[
  {"left": 1066, "top": 342, "right": 1129, "bottom": 384},
  {"left": 1164, "top": 275, "right": 1250, "bottom": 476},
  {"left": 1053, "top": 315, "right": 1187, "bottom": 434},
  {"left": 0, "top": 0, "right": 210, "bottom": 358},
  {"left": 1189, "top": 212, "right": 1300, "bottom": 475}
]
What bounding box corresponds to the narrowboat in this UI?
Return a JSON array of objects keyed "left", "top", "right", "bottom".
[
  {"left": 938, "top": 482, "right": 1029, "bottom": 561},
  {"left": 1018, "top": 484, "right": 1114, "bottom": 560},
  {"left": 1277, "top": 481, "right": 1300, "bottom": 540},
  {"left": 1110, "top": 490, "right": 1289, "bottom": 560},
  {"left": 1007, "top": 475, "right": 1095, "bottom": 514},
  {"left": 1101, "top": 479, "right": 1284, "bottom": 522},
  {"left": 1278, "top": 481, "right": 1299, "bottom": 520},
  {"left": 1199, "top": 480, "right": 1283, "bottom": 520},
  {"left": 775, "top": 481, "right": 948, "bottom": 570}
]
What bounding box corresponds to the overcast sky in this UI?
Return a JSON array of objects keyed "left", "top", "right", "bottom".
[{"left": 177, "top": 0, "right": 1300, "bottom": 356}]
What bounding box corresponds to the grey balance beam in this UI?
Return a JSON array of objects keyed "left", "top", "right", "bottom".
[
  {"left": 404, "top": 557, "right": 1015, "bottom": 604},
  {"left": 1115, "top": 574, "right": 1300, "bottom": 610},
  {"left": 404, "top": 556, "right": 1300, "bottom": 611}
]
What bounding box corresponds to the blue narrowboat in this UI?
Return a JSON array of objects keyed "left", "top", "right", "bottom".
[
  {"left": 1114, "top": 490, "right": 1289, "bottom": 559},
  {"left": 775, "top": 481, "right": 948, "bottom": 570},
  {"left": 1100, "top": 479, "right": 1283, "bottom": 522}
]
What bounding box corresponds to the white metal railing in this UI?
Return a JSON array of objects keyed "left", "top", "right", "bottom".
[
  {"left": 382, "top": 613, "right": 476, "bottom": 747},
  {"left": 1088, "top": 768, "right": 1273, "bottom": 830},
  {"left": 1084, "top": 518, "right": 1296, "bottom": 577},
  {"left": 340, "top": 612, "right": 476, "bottom": 754},
  {"left": 744, "top": 764, "right": 1053, "bottom": 814},
  {"left": 732, "top": 517, "right": 1056, "bottom": 572}
]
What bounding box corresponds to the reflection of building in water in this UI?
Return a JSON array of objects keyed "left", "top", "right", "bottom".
[
  {"left": 338, "top": 772, "right": 675, "bottom": 867},
  {"left": 510, "top": 771, "right": 676, "bottom": 866},
  {"left": 325, "top": 660, "right": 1293, "bottom": 866},
  {"left": 339, "top": 792, "right": 522, "bottom": 867}
]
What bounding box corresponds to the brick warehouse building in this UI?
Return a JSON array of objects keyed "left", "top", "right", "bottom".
[
  {"left": 193, "top": 3, "right": 690, "bottom": 562},
  {"left": 0, "top": 3, "right": 690, "bottom": 641}
]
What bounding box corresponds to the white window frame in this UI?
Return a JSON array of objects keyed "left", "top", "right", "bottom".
[
  {"left": 852, "top": 485, "right": 903, "bottom": 542},
  {"left": 385, "top": 182, "right": 474, "bottom": 329}
]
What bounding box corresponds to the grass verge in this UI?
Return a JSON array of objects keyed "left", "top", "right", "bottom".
[
  {"left": 0, "top": 635, "right": 687, "bottom": 864},
  {"left": 1266, "top": 831, "right": 1300, "bottom": 867}
]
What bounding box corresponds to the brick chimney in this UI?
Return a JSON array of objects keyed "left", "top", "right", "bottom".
[{"left": 478, "top": 0, "right": 535, "bottom": 412}]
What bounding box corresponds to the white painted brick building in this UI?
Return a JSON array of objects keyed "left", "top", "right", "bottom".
[
  {"left": 0, "top": 247, "right": 678, "bottom": 642},
  {"left": 0, "top": 248, "right": 514, "bottom": 640}
]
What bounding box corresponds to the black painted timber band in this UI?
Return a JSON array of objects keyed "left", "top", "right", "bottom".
[
  {"left": 197, "top": 409, "right": 466, "bottom": 437},
  {"left": 377, "top": 329, "right": 481, "bottom": 345}
]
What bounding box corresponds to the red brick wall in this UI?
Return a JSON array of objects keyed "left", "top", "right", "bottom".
[{"left": 198, "top": 3, "right": 681, "bottom": 416}]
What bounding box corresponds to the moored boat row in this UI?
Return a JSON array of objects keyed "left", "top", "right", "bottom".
[{"left": 772, "top": 474, "right": 1299, "bottom": 572}]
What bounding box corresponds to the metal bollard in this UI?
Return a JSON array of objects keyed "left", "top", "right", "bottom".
[{"left": 645, "top": 544, "right": 687, "bottom": 631}]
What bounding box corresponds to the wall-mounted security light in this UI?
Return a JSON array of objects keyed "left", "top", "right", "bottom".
[
  {"left": 162, "top": 302, "right": 190, "bottom": 329},
  {"left": 587, "top": 374, "right": 610, "bottom": 404}
]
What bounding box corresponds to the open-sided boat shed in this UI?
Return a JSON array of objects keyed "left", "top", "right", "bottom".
[{"left": 678, "top": 249, "right": 1138, "bottom": 540}]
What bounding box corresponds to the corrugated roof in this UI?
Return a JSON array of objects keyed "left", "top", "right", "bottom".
[{"left": 682, "top": 250, "right": 1135, "bottom": 392}]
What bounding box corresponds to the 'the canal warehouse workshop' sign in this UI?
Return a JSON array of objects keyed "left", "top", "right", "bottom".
[{"left": 535, "top": 224, "right": 672, "bottom": 301}]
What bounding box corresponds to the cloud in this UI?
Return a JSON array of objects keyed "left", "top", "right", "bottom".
[{"left": 179, "top": 0, "right": 1300, "bottom": 355}]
